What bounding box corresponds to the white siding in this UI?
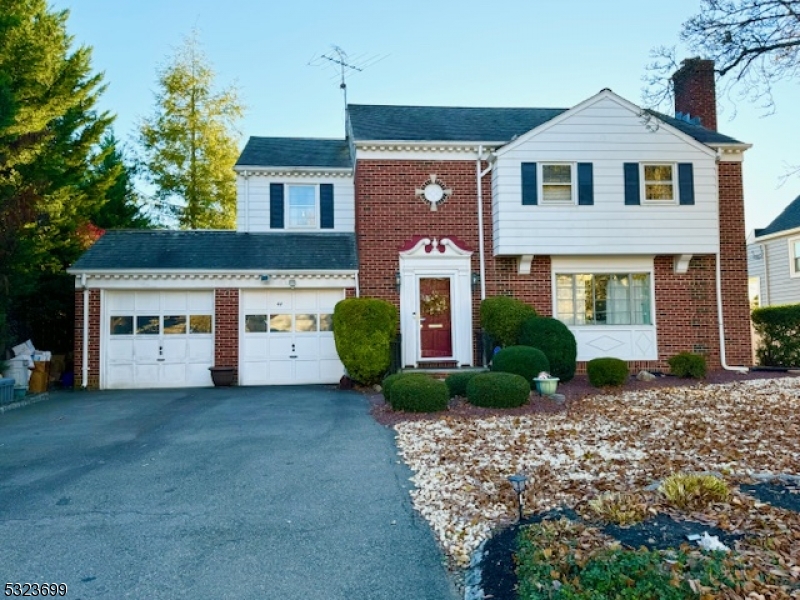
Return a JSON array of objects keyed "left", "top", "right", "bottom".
[
  {"left": 752, "top": 235, "right": 800, "bottom": 306},
  {"left": 492, "top": 95, "right": 720, "bottom": 256},
  {"left": 235, "top": 174, "right": 355, "bottom": 233}
]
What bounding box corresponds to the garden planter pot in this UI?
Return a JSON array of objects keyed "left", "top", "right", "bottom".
[
  {"left": 534, "top": 377, "right": 559, "bottom": 396},
  {"left": 209, "top": 366, "right": 236, "bottom": 387}
]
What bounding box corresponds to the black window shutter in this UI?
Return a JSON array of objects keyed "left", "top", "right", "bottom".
[
  {"left": 270, "top": 183, "right": 284, "bottom": 229},
  {"left": 623, "top": 163, "right": 640, "bottom": 205},
  {"left": 320, "top": 184, "right": 334, "bottom": 229},
  {"left": 678, "top": 163, "right": 695, "bottom": 205},
  {"left": 577, "top": 163, "right": 594, "bottom": 205},
  {"left": 521, "top": 162, "right": 538, "bottom": 205}
]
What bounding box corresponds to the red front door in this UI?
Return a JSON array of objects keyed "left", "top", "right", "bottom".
[{"left": 419, "top": 277, "right": 453, "bottom": 359}]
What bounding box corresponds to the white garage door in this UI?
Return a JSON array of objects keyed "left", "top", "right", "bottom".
[
  {"left": 240, "top": 289, "right": 344, "bottom": 385},
  {"left": 104, "top": 291, "right": 215, "bottom": 389}
]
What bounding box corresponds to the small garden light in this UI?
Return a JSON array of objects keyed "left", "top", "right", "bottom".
[{"left": 507, "top": 473, "right": 528, "bottom": 521}]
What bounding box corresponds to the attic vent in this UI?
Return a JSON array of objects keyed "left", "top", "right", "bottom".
[{"left": 675, "top": 111, "right": 702, "bottom": 126}]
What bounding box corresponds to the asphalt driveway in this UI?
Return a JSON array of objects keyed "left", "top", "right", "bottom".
[{"left": 0, "top": 387, "right": 457, "bottom": 599}]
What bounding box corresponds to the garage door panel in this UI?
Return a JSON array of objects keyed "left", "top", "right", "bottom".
[
  {"left": 103, "top": 291, "right": 214, "bottom": 389},
  {"left": 240, "top": 289, "right": 346, "bottom": 386}
]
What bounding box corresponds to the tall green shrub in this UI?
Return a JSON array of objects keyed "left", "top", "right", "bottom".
[
  {"left": 752, "top": 304, "right": 800, "bottom": 367},
  {"left": 491, "top": 346, "right": 549, "bottom": 382},
  {"left": 480, "top": 297, "right": 537, "bottom": 348},
  {"left": 518, "top": 316, "right": 577, "bottom": 382},
  {"left": 333, "top": 298, "right": 397, "bottom": 385}
]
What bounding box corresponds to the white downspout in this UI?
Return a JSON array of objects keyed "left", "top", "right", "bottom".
[
  {"left": 476, "top": 145, "right": 491, "bottom": 300},
  {"left": 715, "top": 252, "right": 749, "bottom": 372},
  {"left": 81, "top": 274, "right": 89, "bottom": 388},
  {"left": 355, "top": 271, "right": 361, "bottom": 298},
  {"left": 761, "top": 243, "right": 771, "bottom": 306}
]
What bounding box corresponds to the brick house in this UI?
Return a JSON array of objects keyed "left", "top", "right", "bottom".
[{"left": 69, "top": 58, "right": 752, "bottom": 389}]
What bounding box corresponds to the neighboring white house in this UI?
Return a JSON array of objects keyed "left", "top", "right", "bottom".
[{"left": 747, "top": 194, "right": 800, "bottom": 308}]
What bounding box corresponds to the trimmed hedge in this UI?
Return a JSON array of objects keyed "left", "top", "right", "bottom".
[
  {"left": 491, "top": 345, "right": 549, "bottom": 383},
  {"left": 333, "top": 298, "right": 398, "bottom": 385},
  {"left": 518, "top": 316, "right": 577, "bottom": 382},
  {"left": 382, "top": 372, "right": 430, "bottom": 403},
  {"left": 587, "top": 357, "right": 628, "bottom": 388},
  {"left": 466, "top": 372, "right": 531, "bottom": 408},
  {"left": 668, "top": 352, "right": 707, "bottom": 379},
  {"left": 752, "top": 304, "right": 800, "bottom": 367},
  {"left": 389, "top": 375, "right": 449, "bottom": 413},
  {"left": 445, "top": 371, "right": 481, "bottom": 398},
  {"left": 480, "top": 296, "right": 537, "bottom": 348}
]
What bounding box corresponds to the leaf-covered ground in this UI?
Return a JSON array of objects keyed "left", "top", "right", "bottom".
[{"left": 394, "top": 377, "right": 800, "bottom": 577}]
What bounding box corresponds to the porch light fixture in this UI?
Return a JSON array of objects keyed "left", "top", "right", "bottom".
[
  {"left": 288, "top": 279, "right": 297, "bottom": 289},
  {"left": 507, "top": 473, "right": 528, "bottom": 521},
  {"left": 395, "top": 272, "right": 401, "bottom": 291},
  {"left": 471, "top": 272, "right": 480, "bottom": 289}
]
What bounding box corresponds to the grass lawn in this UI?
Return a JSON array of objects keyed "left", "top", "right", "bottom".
[{"left": 393, "top": 377, "right": 800, "bottom": 597}]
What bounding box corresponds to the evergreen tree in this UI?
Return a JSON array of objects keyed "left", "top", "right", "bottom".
[
  {"left": 139, "top": 32, "right": 244, "bottom": 230},
  {"left": 0, "top": 0, "right": 116, "bottom": 352},
  {"left": 91, "top": 134, "right": 152, "bottom": 230}
]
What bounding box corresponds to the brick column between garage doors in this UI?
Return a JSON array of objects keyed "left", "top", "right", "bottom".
[
  {"left": 214, "top": 289, "right": 239, "bottom": 376},
  {"left": 73, "top": 289, "right": 101, "bottom": 389}
]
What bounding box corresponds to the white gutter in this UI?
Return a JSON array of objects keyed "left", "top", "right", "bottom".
[
  {"left": 476, "top": 145, "right": 492, "bottom": 300},
  {"left": 81, "top": 274, "right": 89, "bottom": 388},
  {"left": 715, "top": 253, "right": 749, "bottom": 372}
]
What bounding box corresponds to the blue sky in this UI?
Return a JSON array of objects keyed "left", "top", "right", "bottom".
[{"left": 54, "top": 0, "right": 799, "bottom": 232}]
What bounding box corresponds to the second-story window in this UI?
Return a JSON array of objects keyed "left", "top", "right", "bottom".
[
  {"left": 288, "top": 185, "right": 316, "bottom": 228},
  {"left": 642, "top": 164, "right": 675, "bottom": 203},
  {"left": 541, "top": 163, "right": 574, "bottom": 204}
]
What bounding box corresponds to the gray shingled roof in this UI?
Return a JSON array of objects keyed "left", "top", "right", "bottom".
[
  {"left": 756, "top": 194, "right": 800, "bottom": 237},
  {"left": 235, "top": 138, "right": 352, "bottom": 169},
  {"left": 348, "top": 104, "right": 568, "bottom": 142},
  {"left": 346, "top": 104, "right": 744, "bottom": 146},
  {"left": 69, "top": 230, "right": 358, "bottom": 272}
]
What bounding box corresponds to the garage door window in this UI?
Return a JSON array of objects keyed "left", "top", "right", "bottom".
[
  {"left": 295, "top": 314, "right": 317, "bottom": 332},
  {"left": 320, "top": 314, "right": 333, "bottom": 331},
  {"left": 137, "top": 316, "right": 160, "bottom": 334},
  {"left": 111, "top": 314, "right": 213, "bottom": 335},
  {"left": 270, "top": 314, "right": 292, "bottom": 332},
  {"left": 245, "top": 312, "right": 333, "bottom": 333}
]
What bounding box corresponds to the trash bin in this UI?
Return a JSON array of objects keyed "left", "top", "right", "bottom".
[
  {"left": 6, "top": 355, "right": 33, "bottom": 396},
  {"left": 28, "top": 361, "right": 49, "bottom": 394}
]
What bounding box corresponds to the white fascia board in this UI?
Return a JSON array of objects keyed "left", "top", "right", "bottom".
[
  {"left": 494, "top": 89, "right": 718, "bottom": 159},
  {"left": 353, "top": 140, "right": 504, "bottom": 149},
  {"left": 234, "top": 165, "right": 352, "bottom": 175},
  {"left": 707, "top": 142, "right": 753, "bottom": 152},
  {"left": 66, "top": 268, "right": 359, "bottom": 277},
  {"left": 752, "top": 226, "right": 800, "bottom": 243}
]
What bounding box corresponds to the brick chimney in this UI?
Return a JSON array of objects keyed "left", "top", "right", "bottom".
[{"left": 672, "top": 58, "right": 717, "bottom": 131}]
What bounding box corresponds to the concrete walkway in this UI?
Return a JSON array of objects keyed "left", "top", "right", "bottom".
[{"left": 0, "top": 386, "right": 457, "bottom": 599}]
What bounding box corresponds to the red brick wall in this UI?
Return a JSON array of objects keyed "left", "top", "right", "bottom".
[
  {"left": 672, "top": 58, "right": 717, "bottom": 131},
  {"left": 355, "top": 160, "right": 552, "bottom": 364},
  {"left": 214, "top": 289, "right": 239, "bottom": 381},
  {"left": 73, "top": 289, "right": 100, "bottom": 389},
  {"left": 718, "top": 161, "right": 752, "bottom": 365}
]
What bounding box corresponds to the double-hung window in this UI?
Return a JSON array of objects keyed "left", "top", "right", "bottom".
[
  {"left": 556, "top": 273, "right": 652, "bottom": 326},
  {"left": 269, "top": 183, "right": 335, "bottom": 230},
  {"left": 287, "top": 185, "right": 316, "bottom": 228},
  {"left": 642, "top": 164, "right": 675, "bottom": 203},
  {"left": 790, "top": 238, "right": 800, "bottom": 277},
  {"left": 541, "top": 164, "right": 574, "bottom": 204}
]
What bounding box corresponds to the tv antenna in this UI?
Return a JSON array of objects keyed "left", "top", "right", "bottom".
[{"left": 308, "top": 45, "right": 386, "bottom": 116}]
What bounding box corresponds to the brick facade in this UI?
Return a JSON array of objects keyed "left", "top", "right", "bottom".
[
  {"left": 214, "top": 289, "right": 239, "bottom": 381},
  {"left": 355, "top": 158, "right": 751, "bottom": 370},
  {"left": 73, "top": 289, "right": 100, "bottom": 388}
]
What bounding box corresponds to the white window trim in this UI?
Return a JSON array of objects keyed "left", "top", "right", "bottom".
[
  {"left": 788, "top": 237, "right": 800, "bottom": 278},
  {"left": 640, "top": 163, "right": 677, "bottom": 205},
  {"left": 286, "top": 184, "right": 319, "bottom": 230},
  {"left": 539, "top": 162, "right": 576, "bottom": 206}
]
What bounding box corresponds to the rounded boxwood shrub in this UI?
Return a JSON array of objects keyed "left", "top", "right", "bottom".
[
  {"left": 466, "top": 372, "right": 531, "bottom": 408},
  {"left": 389, "top": 375, "right": 449, "bottom": 413},
  {"left": 444, "top": 371, "right": 481, "bottom": 398},
  {"left": 333, "top": 298, "right": 398, "bottom": 385},
  {"left": 382, "top": 372, "right": 430, "bottom": 403},
  {"left": 480, "top": 296, "right": 537, "bottom": 348},
  {"left": 668, "top": 352, "right": 707, "bottom": 379},
  {"left": 587, "top": 357, "right": 629, "bottom": 388},
  {"left": 518, "top": 316, "right": 577, "bottom": 382},
  {"left": 491, "top": 345, "right": 549, "bottom": 383}
]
